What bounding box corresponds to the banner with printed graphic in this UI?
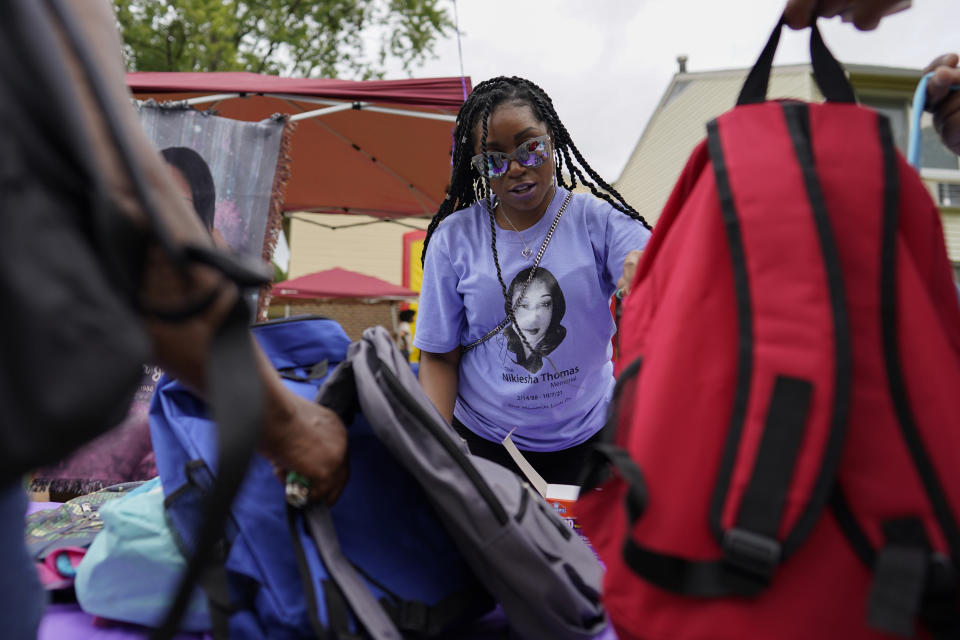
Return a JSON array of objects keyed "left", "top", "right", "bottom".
[
  {"left": 135, "top": 102, "right": 291, "bottom": 307},
  {"left": 30, "top": 104, "right": 291, "bottom": 494}
]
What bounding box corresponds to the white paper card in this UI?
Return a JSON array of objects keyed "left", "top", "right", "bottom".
[{"left": 501, "top": 429, "right": 548, "bottom": 498}]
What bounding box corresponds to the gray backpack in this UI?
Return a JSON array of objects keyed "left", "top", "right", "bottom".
[{"left": 317, "top": 326, "right": 608, "bottom": 640}]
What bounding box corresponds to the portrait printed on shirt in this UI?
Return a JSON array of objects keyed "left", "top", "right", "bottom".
[{"left": 502, "top": 266, "right": 567, "bottom": 374}]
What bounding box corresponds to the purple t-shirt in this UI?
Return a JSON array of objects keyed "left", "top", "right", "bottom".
[{"left": 414, "top": 187, "right": 650, "bottom": 451}]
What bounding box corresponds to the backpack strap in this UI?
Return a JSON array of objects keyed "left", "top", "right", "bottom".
[
  {"left": 874, "top": 107, "right": 960, "bottom": 636},
  {"left": 826, "top": 113, "right": 960, "bottom": 640},
  {"left": 278, "top": 360, "right": 329, "bottom": 383},
  {"left": 593, "top": 442, "right": 769, "bottom": 597},
  {"left": 151, "top": 299, "right": 265, "bottom": 640},
  {"left": 580, "top": 355, "right": 643, "bottom": 492},
  {"left": 370, "top": 570, "right": 491, "bottom": 636},
  {"left": 711, "top": 99, "right": 853, "bottom": 587},
  {"left": 832, "top": 488, "right": 960, "bottom": 639},
  {"left": 875, "top": 111, "right": 960, "bottom": 574},
  {"left": 868, "top": 518, "right": 937, "bottom": 638},
  {"left": 709, "top": 100, "right": 853, "bottom": 562},
  {"left": 302, "top": 503, "right": 403, "bottom": 640},
  {"left": 738, "top": 18, "right": 855, "bottom": 106}
]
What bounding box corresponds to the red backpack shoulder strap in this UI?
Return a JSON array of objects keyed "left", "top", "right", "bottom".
[{"left": 708, "top": 99, "right": 854, "bottom": 564}]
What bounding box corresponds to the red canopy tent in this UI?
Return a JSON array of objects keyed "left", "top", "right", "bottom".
[
  {"left": 127, "top": 72, "right": 470, "bottom": 219},
  {"left": 272, "top": 267, "right": 418, "bottom": 302}
]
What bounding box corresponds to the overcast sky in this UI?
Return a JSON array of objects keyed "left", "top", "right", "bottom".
[{"left": 385, "top": 0, "right": 959, "bottom": 181}]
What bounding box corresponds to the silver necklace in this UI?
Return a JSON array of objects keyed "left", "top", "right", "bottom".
[
  {"left": 497, "top": 204, "right": 535, "bottom": 259},
  {"left": 463, "top": 191, "right": 573, "bottom": 352}
]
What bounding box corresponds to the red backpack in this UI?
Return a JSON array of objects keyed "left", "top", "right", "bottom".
[{"left": 576, "top": 20, "right": 960, "bottom": 640}]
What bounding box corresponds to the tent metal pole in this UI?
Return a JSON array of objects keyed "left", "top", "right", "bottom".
[
  {"left": 183, "top": 93, "right": 244, "bottom": 106},
  {"left": 266, "top": 93, "right": 347, "bottom": 107},
  {"left": 147, "top": 92, "right": 459, "bottom": 122},
  {"left": 359, "top": 105, "right": 456, "bottom": 122},
  {"left": 289, "top": 102, "right": 355, "bottom": 121},
  {"left": 290, "top": 214, "right": 430, "bottom": 231},
  {"left": 196, "top": 92, "right": 458, "bottom": 122}
]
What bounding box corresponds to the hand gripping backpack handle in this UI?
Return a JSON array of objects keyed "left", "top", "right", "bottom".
[
  {"left": 738, "top": 16, "right": 856, "bottom": 106},
  {"left": 907, "top": 72, "right": 960, "bottom": 168}
]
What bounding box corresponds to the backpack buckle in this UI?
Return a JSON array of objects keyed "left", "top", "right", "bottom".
[
  {"left": 722, "top": 528, "right": 781, "bottom": 585},
  {"left": 397, "top": 600, "right": 429, "bottom": 633}
]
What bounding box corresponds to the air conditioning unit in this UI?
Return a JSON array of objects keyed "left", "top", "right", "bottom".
[{"left": 937, "top": 182, "right": 960, "bottom": 207}]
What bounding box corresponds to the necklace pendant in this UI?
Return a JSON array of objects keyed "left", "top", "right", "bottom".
[{"left": 521, "top": 247, "right": 533, "bottom": 259}]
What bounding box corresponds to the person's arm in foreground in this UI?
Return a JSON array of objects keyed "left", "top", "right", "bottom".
[
  {"left": 68, "top": 0, "right": 348, "bottom": 503},
  {"left": 925, "top": 53, "right": 960, "bottom": 157},
  {"left": 783, "top": 0, "right": 911, "bottom": 30},
  {"left": 418, "top": 348, "right": 462, "bottom": 425}
]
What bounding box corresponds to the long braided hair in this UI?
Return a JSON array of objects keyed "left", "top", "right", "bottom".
[{"left": 422, "top": 76, "right": 650, "bottom": 358}]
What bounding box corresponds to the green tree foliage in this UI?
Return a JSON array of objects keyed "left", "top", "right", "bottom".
[{"left": 114, "top": 0, "right": 453, "bottom": 79}]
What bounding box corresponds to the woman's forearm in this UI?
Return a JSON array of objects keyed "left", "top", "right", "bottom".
[{"left": 418, "top": 348, "right": 461, "bottom": 424}]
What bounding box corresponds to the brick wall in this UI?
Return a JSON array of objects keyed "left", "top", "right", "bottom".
[{"left": 267, "top": 299, "right": 398, "bottom": 342}]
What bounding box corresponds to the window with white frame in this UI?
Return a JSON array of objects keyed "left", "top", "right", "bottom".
[
  {"left": 859, "top": 93, "right": 960, "bottom": 171},
  {"left": 860, "top": 96, "right": 908, "bottom": 152},
  {"left": 922, "top": 125, "right": 960, "bottom": 171}
]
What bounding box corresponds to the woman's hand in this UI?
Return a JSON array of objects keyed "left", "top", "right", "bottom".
[
  {"left": 616, "top": 250, "right": 644, "bottom": 299},
  {"left": 924, "top": 53, "right": 960, "bottom": 157},
  {"left": 783, "top": 0, "right": 911, "bottom": 31}
]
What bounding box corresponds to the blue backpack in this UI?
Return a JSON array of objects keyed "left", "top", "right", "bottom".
[{"left": 150, "top": 316, "right": 492, "bottom": 639}]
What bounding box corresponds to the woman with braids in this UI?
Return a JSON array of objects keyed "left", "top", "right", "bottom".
[{"left": 413, "top": 76, "right": 651, "bottom": 484}]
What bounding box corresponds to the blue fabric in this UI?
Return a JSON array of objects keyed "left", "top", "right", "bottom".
[
  {"left": 908, "top": 72, "right": 960, "bottom": 168},
  {"left": 414, "top": 187, "right": 650, "bottom": 450},
  {"left": 73, "top": 477, "right": 211, "bottom": 631},
  {"left": 1, "top": 483, "right": 46, "bottom": 640},
  {"left": 151, "top": 317, "right": 485, "bottom": 638},
  {"left": 908, "top": 72, "right": 934, "bottom": 168}
]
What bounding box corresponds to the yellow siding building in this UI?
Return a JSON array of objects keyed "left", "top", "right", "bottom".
[{"left": 287, "top": 213, "right": 430, "bottom": 283}]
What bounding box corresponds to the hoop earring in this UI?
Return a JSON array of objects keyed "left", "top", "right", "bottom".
[
  {"left": 487, "top": 190, "right": 497, "bottom": 212},
  {"left": 473, "top": 176, "right": 485, "bottom": 201}
]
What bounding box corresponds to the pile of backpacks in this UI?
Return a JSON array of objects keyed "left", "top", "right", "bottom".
[{"left": 54, "top": 316, "right": 607, "bottom": 640}]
